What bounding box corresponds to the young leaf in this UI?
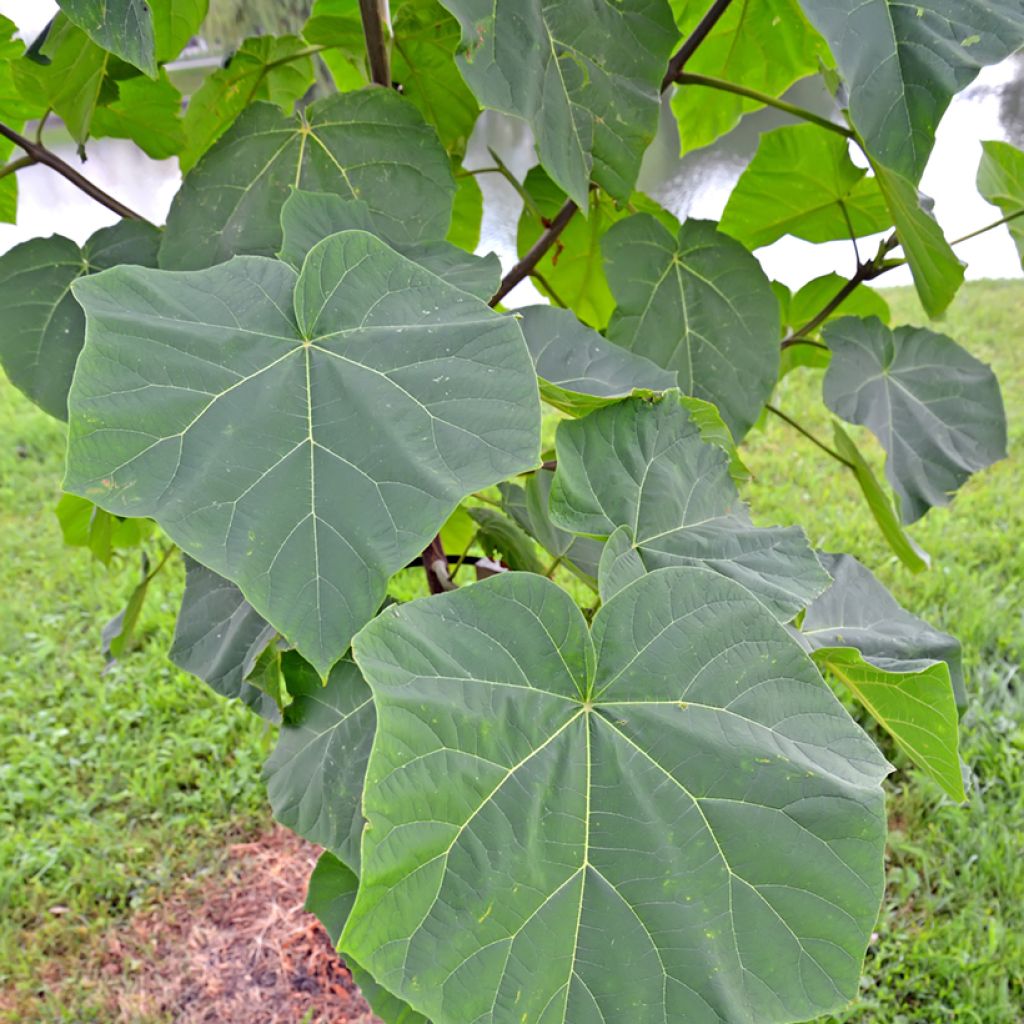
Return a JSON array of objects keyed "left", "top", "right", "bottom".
[
  {"left": 279, "top": 189, "right": 499, "bottom": 299},
  {"left": 869, "top": 160, "right": 965, "bottom": 317},
  {"left": 91, "top": 69, "right": 185, "bottom": 160},
  {"left": 669, "top": 0, "right": 831, "bottom": 156},
  {"left": 797, "top": 0, "right": 1024, "bottom": 183},
  {"left": 830, "top": 422, "right": 930, "bottom": 573},
  {"left": 344, "top": 569, "right": 889, "bottom": 1024},
  {"left": 977, "top": 140, "right": 1024, "bottom": 266},
  {"left": 466, "top": 507, "right": 546, "bottom": 575},
  {"left": 0, "top": 220, "right": 161, "bottom": 420},
  {"left": 162, "top": 89, "right": 456, "bottom": 270},
  {"left": 550, "top": 394, "right": 830, "bottom": 621},
  {"left": 596, "top": 524, "right": 645, "bottom": 602},
  {"left": 263, "top": 653, "right": 374, "bottom": 869},
  {"left": 447, "top": 167, "right": 483, "bottom": 252},
  {"left": 798, "top": 552, "right": 965, "bottom": 796},
  {"left": 102, "top": 553, "right": 155, "bottom": 664},
  {"left": 153, "top": 0, "right": 209, "bottom": 63},
  {"left": 603, "top": 215, "right": 781, "bottom": 440},
  {"left": 66, "top": 232, "right": 541, "bottom": 675},
  {"left": 787, "top": 274, "right": 890, "bottom": 333},
  {"left": 823, "top": 316, "right": 1007, "bottom": 524},
  {"left": 57, "top": 0, "right": 157, "bottom": 78},
  {"left": 719, "top": 125, "right": 891, "bottom": 250},
  {"left": 178, "top": 34, "right": 316, "bottom": 172},
  {"left": 517, "top": 304, "right": 677, "bottom": 416},
  {"left": 56, "top": 494, "right": 153, "bottom": 567},
  {"left": 437, "top": 0, "right": 676, "bottom": 206},
  {"left": 169, "top": 556, "right": 280, "bottom": 717}
]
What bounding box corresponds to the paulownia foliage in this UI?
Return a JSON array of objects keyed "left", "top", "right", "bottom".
[
  {"left": 64, "top": 231, "right": 541, "bottom": 674},
  {"left": 977, "top": 140, "right": 1024, "bottom": 266},
  {"left": 344, "top": 569, "right": 889, "bottom": 1024}
]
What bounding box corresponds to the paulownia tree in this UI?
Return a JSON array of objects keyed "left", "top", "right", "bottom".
[{"left": 1, "top": 1, "right": 1022, "bottom": 1021}]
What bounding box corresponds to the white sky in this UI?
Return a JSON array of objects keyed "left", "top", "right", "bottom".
[{"left": 0, "top": 0, "right": 57, "bottom": 40}]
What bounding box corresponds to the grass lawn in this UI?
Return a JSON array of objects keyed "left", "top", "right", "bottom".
[{"left": 1, "top": 280, "right": 1022, "bottom": 1022}]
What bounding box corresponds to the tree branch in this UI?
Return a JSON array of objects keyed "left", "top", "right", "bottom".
[
  {"left": 0, "top": 121, "right": 148, "bottom": 222},
  {"left": 490, "top": 0, "right": 737, "bottom": 306},
  {"left": 358, "top": 0, "right": 391, "bottom": 87},
  {"left": 766, "top": 404, "right": 855, "bottom": 469},
  {"left": 422, "top": 534, "right": 456, "bottom": 592}
]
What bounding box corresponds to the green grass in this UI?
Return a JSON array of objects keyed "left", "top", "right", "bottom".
[{"left": 0, "top": 280, "right": 1021, "bottom": 1022}]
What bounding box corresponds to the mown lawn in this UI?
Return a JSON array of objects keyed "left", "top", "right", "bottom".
[{"left": 0, "top": 281, "right": 1021, "bottom": 1023}]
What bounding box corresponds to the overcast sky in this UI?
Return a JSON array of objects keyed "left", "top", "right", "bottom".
[{"left": 0, "top": 0, "right": 57, "bottom": 39}]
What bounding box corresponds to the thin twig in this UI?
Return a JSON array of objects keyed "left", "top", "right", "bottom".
[
  {"left": 949, "top": 208, "right": 1024, "bottom": 246},
  {"left": 766, "top": 405, "right": 855, "bottom": 469},
  {"left": 662, "top": 0, "right": 736, "bottom": 90},
  {"left": 0, "top": 121, "right": 148, "bottom": 222},
  {"left": 530, "top": 269, "right": 570, "bottom": 308},
  {"left": 0, "top": 154, "right": 35, "bottom": 181},
  {"left": 358, "top": 0, "right": 391, "bottom": 86}
]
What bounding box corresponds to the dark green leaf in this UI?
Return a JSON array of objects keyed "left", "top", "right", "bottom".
[
  {"left": 517, "top": 304, "right": 677, "bottom": 415},
  {"left": 831, "top": 422, "right": 929, "bottom": 572},
  {"left": 550, "top": 394, "right": 829, "bottom": 621},
  {"left": 669, "top": 0, "right": 831, "bottom": 155},
  {"left": 67, "top": 232, "right": 540, "bottom": 674},
  {"left": 603, "top": 214, "right": 780, "bottom": 440},
  {"left": 91, "top": 69, "right": 185, "bottom": 160},
  {"left": 57, "top": 0, "right": 156, "bottom": 77},
  {"left": 279, "top": 189, "right": 499, "bottom": 300},
  {"left": 437, "top": 0, "right": 676, "bottom": 205},
  {"left": 719, "top": 125, "right": 891, "bottom": 250},
  {"left": 596, "top": 524, "right": 645, "bottom": 602},
  {"left": 264, "top": 653, "right": 374, "bottom": 868},
  {"left": 823, "top": 316, "right": 1007, "bottom": 523},
  {"left": 798, "top": 552, "right": 965, "bottom": 796},
  {"left": 56, "top": 493, "right": 153, "bottom": 566},
  {"left": 178, "top": 34, "right": 316, "bottom": 173},
  {"left": 344, "top": 569, "right": 888, "bottom": 1024},
  {"left": 466, "top": 507, "right": 546, "bottom": 574},
  {"left": 798, "top": 0, "right": 1024, "bottom": 182},
  {"left": 162, "top": 89, "right": 456, "bottom": 270},
  {"left": 169, "top": 556, "right": 280, "bottom": 717},
  {"left": 0, "top": 220, "right": 161, "bottom": 420},
  {"left": 977, "top": 140, "right": 1024, "bottom": 266}
]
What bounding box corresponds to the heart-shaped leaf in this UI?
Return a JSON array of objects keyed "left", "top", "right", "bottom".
[
  {"left": 603, "top": 215, "right": 780, "bottom": 439},
  {"left": 66, "top": 231, "right": 541, "bottom": 674},
  {"left": 160, "top": 88, "right": 456, "bottom": 270},
  {"left": 550, "top": 394, "right": 829, "bottom": 621},
  {"left": 798, "top": 0, "right": 1024, "bottom": 183},
  {"left": 823, "top": 316, "right": 1007, "bottom": 523},
  {"left": 797, "top": 553, "right": 965, "bottom": 798},
  {"left": 264, "top": 653, "right": 374, "bottom": 868},
  {"left": 0, "top": 220, "right": 160, "bottom": 420},
  {"left": 517, "top": 305, "right": 677, "bottom": 415},
  {"left": 344, "top": 568, "right": 889, "bottom": 1024},
  {"left": 437, "top": 0, "right": 676, "bottom": 206}
]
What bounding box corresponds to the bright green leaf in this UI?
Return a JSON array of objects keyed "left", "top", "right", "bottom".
[
  {"left": 162, "top": 89, "right": 456, "bottom": 269},
  {"left": 719, "top": 125, "right": 891, "bottom": 250},
  {"left": 57, "top": 0, "right": 156, "bottom": 77},
  {"left": 154, "top": 0, "right": 209, "bottom": 63},
  {"left": 798, "top": 552, "right": 965, "bottom": 796},
  {"left": 447, "top": 166, "right": 483, "bottom": 252},
  {"left": 56, "top": 493, "right": 153, "bottom": 566},
  {"left": 437, "top": 0, "right": 676, "bottom": 206},
  {"left": 550, "top": 394, "right": 830, "bottom": 621},
  {"left": 102, "top": 556, "right": 153, "bottom": 663},
  {"left": 823, "top": 316, "right": 1007, "bottom": 523},
  {"left": 91, "top": 69, "right": 185, "bottom": 160},
  {"left": 788, "top": 274, "right": 890, "bottom": 332},
  {"left": 977, "top": 139, "right": 1024, "bottom": 266},
  {"left": 603, "top": 214, "right": 780, "bottom": 440},
  {"left": 344, "top": 568, "right": 889, "bottom": 1024},
  {"left": 67, "top": 232, "right": 541, "bottom": 674}
]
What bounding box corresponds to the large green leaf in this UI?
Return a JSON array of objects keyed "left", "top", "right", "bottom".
[
  {"left": 831, "top": 422, "right": 929, "bottom": 573},
  {"left": 0, "top": 220, "right": 161, "bottom": 420},
  {"left": 669, "top": 0, "right": 831, "bottom": 156},
  {"left": 870, "top": 160, "right": 964, "bottom": 317},
  {"left": 57, "top": 0, "right": 156, "bottom": 77},
  {"left": 797, "top": 0, "right": 1024, "bottom": 183},
  {"left": 823, "top": 316, "right": 1007, "bottom": 524},
  {"left": 719, "top": 125, "right": 891, "bottom": 250},
  {"left": 91, "top": 69, "right": 185, "bottom": 160},
  {"left": 798, "top": 553, "right": 965, "bottom": 797},
  {"left": 169, "top": 556, "right": 279, "bottom": 717},
  {"left": 66, "top": 232, "right": 541, "bottom": 674},
  {"left": 344, "top": 568, "right": 889, "bottom": 1024},
  {"left": 264, "top": 653, "right": 374, "bottom": 868},
  {"left": 153, "top": 0, "right": 209, "bottom": 63},
  {"left": 550, "top": 394, "right": 829, "bottom": 621},
  {"left": 161, "top": 89, "right": 456, "bottom": 270},
  {"left": 977, "top": 140, "right": 1024, "bottom": 266},
  {"left": 437, "top": 0, "right": 676, "bottom": 206},
  {"left": 392, "top": 0, "right": 479, "bottom": 156},
  {"left": 596, "top": 523, "right": 646, "bottom": 602},
  {"left": 178, "top": 34, "right": 316, "bottom": 173},
  {"left": 603, "top": 214, "right": 780, "bottom": 440},
  {"left": 278, "top": 189, "right": 499, "bottom": 300},
  {"left": 515, "top": 168, "right": 674, "bottom": 329},
  {"left": 517, "top": 305, "right": 677, "bottom": 415}
]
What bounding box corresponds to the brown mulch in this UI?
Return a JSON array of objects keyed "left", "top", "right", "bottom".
[{"left": 13, "top": 827, "right": 379, "bottom": 1024}]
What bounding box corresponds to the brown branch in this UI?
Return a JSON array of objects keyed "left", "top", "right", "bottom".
[
  {"left": 490, "top": 0, "right": 738, "bottom": 307},
  {"left": 0, "top": 121, "right": 148, "bottom": 222},
  {"left": 422, "top": 534, "right": 456, "bottom": 593},
  {"left": 358, "top": 0, "right": 391, "bottom": 87}
]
